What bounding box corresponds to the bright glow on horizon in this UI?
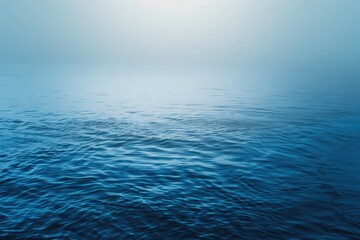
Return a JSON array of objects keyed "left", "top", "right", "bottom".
[
  {"left": 140, "top": 0, "right": 210, "bottom": 17},
  {"left": 0, "top": 0, "right": 359, "bottom": 67},
  {"left": 96, "top": 0, "right": 233, "bottom": 57}
]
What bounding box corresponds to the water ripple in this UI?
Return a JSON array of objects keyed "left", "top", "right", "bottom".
[{"left": 0, "top": 75, "right": 359, "bottom": 239}]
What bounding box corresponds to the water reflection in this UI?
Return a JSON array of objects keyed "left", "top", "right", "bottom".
[{"left": 0, "top": 66, "right": 359, "bottom": 239}]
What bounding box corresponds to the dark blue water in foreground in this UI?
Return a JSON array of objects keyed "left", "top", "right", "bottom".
[{"left": 0, "top": 67, "right": 359, "bottom": 239}]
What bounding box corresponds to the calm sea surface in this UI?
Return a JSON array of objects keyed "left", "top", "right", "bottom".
[{"left": 0, "top": 66, "right": 359, "bottom": 239}]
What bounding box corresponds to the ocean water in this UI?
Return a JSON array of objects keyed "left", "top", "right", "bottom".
[{"left": 0, "top": 66, "right": 359, "bottom": 239}]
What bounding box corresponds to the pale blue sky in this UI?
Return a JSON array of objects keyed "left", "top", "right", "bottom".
[{"left": 0, "top": 0, "right": 359, "bottom": 67}]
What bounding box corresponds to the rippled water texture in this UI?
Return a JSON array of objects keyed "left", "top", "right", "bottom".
[{"left": 0, "top": 66, "right": 359, "bottom": 239}]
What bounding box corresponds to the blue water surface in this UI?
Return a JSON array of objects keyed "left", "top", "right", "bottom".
[{"left": 0, "top": 66, "right": 359, "bottom": 239}]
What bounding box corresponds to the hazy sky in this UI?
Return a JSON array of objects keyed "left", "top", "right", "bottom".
[{"left": 0, "top": 0, "right": 359, "bottom": 67}]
